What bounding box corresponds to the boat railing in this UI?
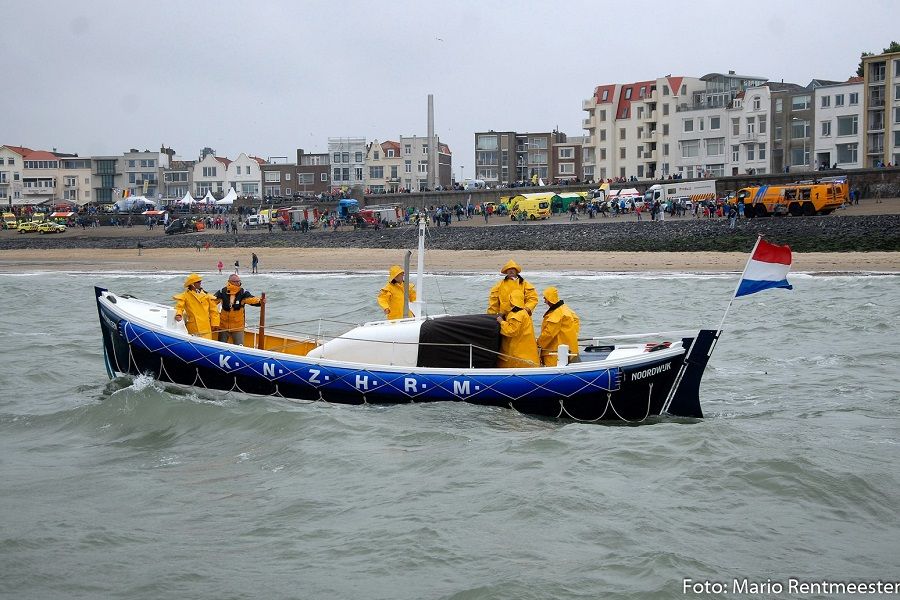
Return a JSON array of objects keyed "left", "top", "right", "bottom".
[{"left": 581, "top": 329, "right": 696, "bottom": 344}]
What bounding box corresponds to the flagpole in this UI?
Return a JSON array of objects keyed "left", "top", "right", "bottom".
[{"left": 716, "top": 234, "right": 763, "bottom": 335}]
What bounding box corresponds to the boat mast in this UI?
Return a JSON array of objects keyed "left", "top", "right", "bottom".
[{"left": 415, "top": 213, "right": 426, "bottom": 316}]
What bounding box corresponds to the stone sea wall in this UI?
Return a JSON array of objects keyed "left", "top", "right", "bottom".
[{"left": 2, "top": 215, "right": 899, "bottom": 253}]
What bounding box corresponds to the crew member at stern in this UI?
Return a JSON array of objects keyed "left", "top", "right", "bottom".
[
  {"left": 487, "top": 259, "right": 538, "bottom": 317},
  {"left": 377, "top": 265, "right": 417, "bottom": 320},
  {"left": 214, "top": 274, "right": 262, "bottom": 346},
  {"left": 173, "top": 273, "right": 220, "bottom": 340}
]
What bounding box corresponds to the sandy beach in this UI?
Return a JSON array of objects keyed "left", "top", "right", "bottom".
[{"left": 1, "top": 247, "right": 898, "bottom": 273}]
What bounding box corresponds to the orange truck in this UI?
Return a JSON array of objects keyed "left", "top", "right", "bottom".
[{"left": 734, "top": 178, "right": 848, "bottom": 217}]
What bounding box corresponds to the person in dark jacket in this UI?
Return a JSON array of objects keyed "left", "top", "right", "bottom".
[{"left": 214, "top": 274, "right": 262, "bottom": 346}]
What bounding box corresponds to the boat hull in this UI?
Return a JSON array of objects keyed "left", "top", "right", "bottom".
[{"left": 95, "top": 287, "right": 713, "bottom": 422}]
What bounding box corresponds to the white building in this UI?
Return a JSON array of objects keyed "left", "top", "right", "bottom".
[
  {"left": 328, "top": 137, "right": 366, "bottom": 191},
  {"left": 814, "top": 77, "right": 865, "bottom": 169},
  {"left": 365, "top": 140, "right": 402, "bottom": 193},
  {"left": 192, "top": 154, "right": 230, "bottom": 197},
  {"left": 122, "top": 149, "right": 169, "bottom": 199},
  {"left": 225, "top": 153, "right": 264, "bottom": 198},
  {"left": 0, "top": 145, "right": 28, "bottom": 206},
  {"left": 726, "top": 86, "right": 773, "bottom": 175},
  {"left": 57, "top": 156, "right": 93, "bottom": 205}
]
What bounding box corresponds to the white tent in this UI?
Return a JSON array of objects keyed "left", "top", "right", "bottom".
[
  {"left": 178, "top": 191, "right": 196, "bottom": 205},
  {"left": 202, "top": 191, "right": 216, "bottom": 204},
  {"left": 215, "top": 187, "right": 237, "bottom": 205}
]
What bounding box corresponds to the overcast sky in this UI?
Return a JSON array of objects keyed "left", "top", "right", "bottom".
[{"left": 3, "top": 0, "right": 897, "bottom": 177}]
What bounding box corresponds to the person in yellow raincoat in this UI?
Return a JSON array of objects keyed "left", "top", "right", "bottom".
[
  {"left": 173, "top": 273, "right": 220, "bottom": 339},
  {"left": 377, "top": 265, "right": 417, "bottom": 320},
  {"left": 214, "top": 274, "right": 262, "bottom": 346},
  {"left": 487, "top": 259, "right": 538, "bottom": 317},
  {"left": 495, "top": 289, "right": 539, "bottom": 368},
  {"left": 536, "top": 286, "right": 581, "bottom": 366}
]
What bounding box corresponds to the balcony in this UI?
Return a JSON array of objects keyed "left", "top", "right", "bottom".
[
  {"left": 582, "top": 98, "right": 594, "bottom": 110},
  {"left": 643, "top": 110, "right": 657, "bottom": 122},
  {"left": 582, "top": 118, "right": 594, "bottom": 129},
  {"left": 868, "top": 97, "right": 885, "bottom": 107},
  {"left": 583, "top": 136, "right": 594, "bottom": 146},
  {"left": 642, "top": 150, "right": 657, "bottom": 161}
]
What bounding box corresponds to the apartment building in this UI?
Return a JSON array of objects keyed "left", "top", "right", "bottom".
[
  {"left": 814, "top": 78, "right": 865, "bottom": 169},
  {"left": 57, "top": 155, "right": 92, "bottom": 205},
  {"left": 723, "top": 86, "right": 773, "bottom": 175},
  {"left": 769, "top": 83, "right": 819, "bottom": 173},
  {"left": 0, "top": 145, "right": 28, "bottom": 205},
  {"left": 92, "top": 156, "right": 122, "bottom": 204},
  {"left": 473, "top": 130, "right": 565, "bottom": 186},
  {"left": 260, "top": 163, "right": 296, "bottom": 198},
  {"left": 552, "top": 136, "right": 583, "bottom": 182},
  {"left": 365, "top": 140, "right": 402, "bottom": 193},
  {"left": 296, "top": 149, "right": 330, "bottom": 195},
  {"left": 122, "top": 149, "right": 168, "bottom": 198},
  {"left": 328, "top": 137, "right": 366, "bottom": 191},
  {"left": 397, "top": 135, "right": 451, "bottom": 191},
  {"left": 861, "top": 51, "right": 900, "bottom": 166},
  {"left": 163, "top": 160, "right": 194, "bottom": 199}
]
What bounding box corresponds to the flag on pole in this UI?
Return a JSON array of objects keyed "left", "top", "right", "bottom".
[{"left": 735, "top": 239, "right": 793, "bottom": 297}]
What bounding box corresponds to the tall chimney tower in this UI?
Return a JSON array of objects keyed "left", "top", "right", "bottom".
[{"left": 427, "top": 94, "right": 437, "bottom": 190}]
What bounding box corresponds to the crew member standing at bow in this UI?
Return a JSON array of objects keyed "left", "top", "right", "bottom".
[
  {"left": 173, "top": 273, "right": 220, "bottom": 340},
  {"left": 536, "top": 286, "right": 581, "bottom": 366},
  {"left": 487, "top": 259, "right": 538, "bottom": 317},
  {"left": 495, "top": 290, "right": 539, "bottom": 368},
  {"left": 377, "top": 265, "right": 417, "bottom": 320},
  {"left": 214, "top": 274, "right": 262, "bottom": 346}
]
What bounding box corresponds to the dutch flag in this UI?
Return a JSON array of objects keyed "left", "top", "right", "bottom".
[{"left": 735, "top": 238, "right": 793, "bottom": 297}]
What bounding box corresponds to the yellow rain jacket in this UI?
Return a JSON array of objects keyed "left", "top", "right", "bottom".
[
  {"left": 377, "top": 265, "right": 417, "bottom": 320},
  {"left": 214, "top": 283, "right": 262, "bottom": 334},
  {"left": 173, "top": 286, "right": 220, "bottom": 340},
  {"left": 537, "top": 286, "right": 581, "bottom": 366},
  {"left": 487, "top": 259, "right": 538, "bottom": 316},
  {"left": 497, "top": 290, "right": 539, "bottom": 368}
]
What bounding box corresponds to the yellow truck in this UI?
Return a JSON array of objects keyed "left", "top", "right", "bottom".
[
  {"left": 2, "top": 212, "right": 17, "bottom": 230},
  {"left": 734, "top": 179, "right": 848, "bottom": 217},
  {"left": 507, "top": 192, "right": 553, "bottom": 220}
]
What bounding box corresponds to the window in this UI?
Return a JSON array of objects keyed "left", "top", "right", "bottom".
[
  {"left": 600, "top": 129, "right": 607, "bottom": 141},
  {"left": 374, "top": 151, "right": 379, "bottom": 160},
  {"left": 896, "top": 59, "right": 900, "bottom": 77},
  {"left": 128, "top": 160, "right": 136, "bottom": 167},
  {"left": 476, "top": 135, "right": 498, "bottom": 151},
  {"left": 636, "top": 107, "right": 643, "bottom": 119},
  {"left": 355, "top": 167, "right": 362, "bottom": 181},
  {"left": 707, "top": 138, "right": 725, "bottom": 156},
  {"left": 821, "top": 95, "right": 830, "bottom": 108},
  {"left": 265, "top": 171, "right": 280, "bottom": 182},
  {"left": 775, "top": 125, "right": 783, "bottom": 140},
  {"left": 355, "top": 152, "right": 363, "bottom": 163},
  {"left": 599, "top": 148, "right": 607, "bottom": 160},
  {"left": 601, "top": 90, "right": 609, "bottom": 101},
  {"left": 129, "top": 173, "right": 136, "bottom": 183},
  {"left": 775, "top": 98, "right": 783, "bottom": 113},
  {"left": 332, "top": 168, "right": 341, "bottom": 181},
  {"left": 342, "top": 168, "right": 350, "bottom": 180},
  {"left": 821, "top": 121, "right": 832, "bottom": 136},
  {"left": 390, "top": 165, "right": 398, "bottom": 178},
  {"left": 681, "top": 140, "right": 700, "bottom": 157},
  {"left": 792, "top": 95, "right": 811, "bottom": 110},
  {"left": 835, "top": 94, "right": 845, "bottom": 106},
  {"left": 759, "top": 143, "right": 766, "bottom": 160},
  {"left": 683, "top": 119, "right": 694, "bottom": 132},
  {"left": 663, "top": 103, "right": 669, "bottom": 116},
  {"left": 758, "top": 116, "right": 767, "bottom": 134},
  {"left": 404, "top": 160, "right": 411, "bottom": 173},
  {"left": 663, "top": 143, "right": 669, "bottom": 157},
  {"left": 894, "top": 130, "right": 900, "bottom": 148},
  {"left": 236, "top": 166, "right": 241, "bottom": 175},
  {"left": 387, "top": 149, "right": 395, "bottom": 158},
  {"left": 663, "top": 123, "right": 669, "bottom": 136},
  {"left": 837, "top": 143, "right": 858, "bottom": 164},
  {"left": 637, "top": 127, "right": 643, "bottom": 139},
  {"left": 732, "top": 118, "right": 740, "bottom": 136},
  {"left": 895, "top": 106, "right": 900, "bottom": 123},
  {"left": 298, "top": 173, "right": 314, "bottom": 184},
  {"left": 558, "top": 163, "right": 575, "bottom": 175},
  {"left": 202, "top": 166, "right": 217, "bottom": 177},
  {"left": 732, "top": 145, "right": 740, "bottom": 162},
  {"left": 624, "top": 88, "right": 632, "bottom": 100},
  {"left": 342, "top": 153, "right": 349, "bottom": 163},
  {"left": 619, "top": 128, "right": 626, "bottom": 140},
  {"left": 837, "top": 115, "right": 858, "bottom": 136},
  {"left": 681, "top": 85, "right": 686, "bottom": 95},
  {"left": 285, "top": 173, "right": 291, "bottom": 181},
  {"left": 422, "top": 145, "right": 428, "bottom": 155},
  {"left": 369, "top": 166, "right": 384, "bottom": 179},
  {"left": 332, "top": 153, "right": 340, "bottom": 163},
  {"left": 895, "top": 84, "right": 900, "bottom": 101},
  {"left": 558, "top": 147, "right": 574, "bottom": 159},
  {"left": 746, "top": 118, "right": 755, "bottom": 135},
  {"left": 417, "top": 161, "right": 427, "bottom": 174},
  {"left": 791, "top": 119, "right": 810, "bottom": 138},
  {"left": 747, "top": 145, "right": 755, "bottom": 160},
  {"left": 662, "top": 85, "right": 669, "bottom": 95},
  {"left": 699, "top": 119, "right": 705, "bottom": 131},
  {"left": 404, "top": 144, "right": 412, "bottom": 155},
  {"left": 753, "top": 97, "right": 761, "bottom": 110},
  {"left": 710, "top": 116, "right": 721, "bottom": 130},
  {"left": 320, "top": 173, "right": 328, "bottom": 182},
  {"left": 849, "top": 92, "right": 859, "bottom": 105},
  {"left": 599, "top": 109, "right": 607, "bottom": 121}
]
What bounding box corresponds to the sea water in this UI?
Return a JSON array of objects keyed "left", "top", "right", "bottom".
[{"left": 1, "top": 270, "right": 898, "bottom": 599}]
